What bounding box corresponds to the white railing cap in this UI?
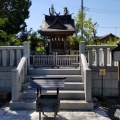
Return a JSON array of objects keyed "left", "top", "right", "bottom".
[
  {"left": 86, "top": 45, "right": 117, "bottom": 49},
  {"left": 0, "top": 46, "right": 23, "bottom": 50}
]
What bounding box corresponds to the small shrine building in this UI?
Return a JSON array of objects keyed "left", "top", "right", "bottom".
[{"left": 38, "top": 8, "right": 75, "bottom": 55}]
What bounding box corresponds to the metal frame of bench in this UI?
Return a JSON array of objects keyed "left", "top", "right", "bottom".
[{"left": 30, "top": 76, "right": 66, "bottom": 120}]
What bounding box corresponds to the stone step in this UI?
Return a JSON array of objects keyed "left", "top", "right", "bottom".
[
  {"left": 25, "top": 75, "right": 83, "bottom": 82},
  {"left": 10, "top": 99, "right": 36, "bottom": 110},
  {"left": 60, "top": 100, "right": 93, "bottom": 110},
  {"left": 21, "top": 89, "right": 85, "bottom": 100},
  {"left": 28, "top": 68, "right": 80, "bottom": 75},
  {"left": 64, "top": 82, "right": 84, "bottom": 90},
  {"left": 22, "top": 82, "right": 84, "bottom": 90},
  {"left": 9, "top": 99, "right": 93, "bottom": 110}
]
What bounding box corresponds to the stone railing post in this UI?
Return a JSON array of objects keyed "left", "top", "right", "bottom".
[
  {"left": 79, "top": 41, "right": 85, "bottom": 55},
  {"left": 88, "top": 48, "right": 93, "bottom": 66},
  {"left": 23, "top": 41, "right": 30, "bottom": 68},
  {"left": 11, "top": 69, "right": 19, "bottom": 102},
  {"left": 85, "top": 69, "right": 92, "bottom": 102},
  {"left": 2, "top": 50, "right": 7, "bottom": 66},
  {"left": 103, "top": 48, "right": 107, "bottom": 66},
  {"left": 96, "top": 48, "right": 100, "bottom": 66}
]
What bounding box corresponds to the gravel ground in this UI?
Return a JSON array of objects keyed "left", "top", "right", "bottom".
[
  {"left": 95, "top": 97, "right": 120, "bottom": 120},
  {"left": 0, "top": 97, "right": 119, "bottom": 120}
]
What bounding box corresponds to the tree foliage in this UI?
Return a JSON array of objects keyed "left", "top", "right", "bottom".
[
  {"left": 0, "top": 0, "right": 32, "bottom": 45},
  {"left": 68, "top": 10, "right": 98, "bottom": 49},
  {"left": 75, "top": 10, "right": 98, "bottom": 40}
]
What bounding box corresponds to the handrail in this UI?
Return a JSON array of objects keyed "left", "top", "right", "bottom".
[
  {"left": 12, "top": 55, "right": 27, "bottom": 102},
  {"left": 17, "top": 55, "right": 27, "bottom": 74},
  {"left": 86, "top": 45, "right": 116, "bottom": 49},
  {"left": 80, "top": 53, "right": 92, "bottom": 102},
  {"left": 0, "top": 46, "right": 23, "bottom": 49},
  {"left": 81, "top": 54, "right": 88, "bottom": 69}
]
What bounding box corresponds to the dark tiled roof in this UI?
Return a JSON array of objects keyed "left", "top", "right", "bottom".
[
  {"left": 97, "top": 33, "right": 119, "bottom": 40},
  {"left": 93, "top": 33, "right": 119, "bottom": 41},
  {"left": 39, "top": 15, "right": 75, "bottom": 33}
]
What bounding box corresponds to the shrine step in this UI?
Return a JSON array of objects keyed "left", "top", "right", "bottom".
[
  {"left": 25, "top": 75, "right": 83, "bottom": 82},
  {"left": 60, "top": 100, "right": 93, "bottom": 110},
  {"left": 28, "top": 69, "right": 80, "bottom": 75},
  {"left": 22, "top": 82, "right": 84, "bottom": 90},
  {"left": 9, "top": 99, "right": 93, "bottom": 110},
  {"left": 21, "top": 90, "right": 85, "bottom": 100}
]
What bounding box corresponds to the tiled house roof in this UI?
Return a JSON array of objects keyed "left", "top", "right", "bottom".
[{"left": 93, "top": 33, "right": 119, "bottom": 44}]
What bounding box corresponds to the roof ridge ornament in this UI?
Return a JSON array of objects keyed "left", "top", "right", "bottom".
[{"left": 64, "top": 7, "right": 69, "bottom": 16}]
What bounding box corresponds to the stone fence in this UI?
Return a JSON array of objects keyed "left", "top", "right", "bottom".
[
  {"left": 0, "top": 41, "right": 30, "bottom": 67},
  {"left": 80, "top": 41, "right": 118, "bottom": 97},
  {"left": 79, "top": 41, "right": 117, "bottom": 66},
  {"left": 0, "top": 42, "right": 30, "bottom": 92},
  {"left": 86, "top": 44, "right": 117, "bottom": 67}
]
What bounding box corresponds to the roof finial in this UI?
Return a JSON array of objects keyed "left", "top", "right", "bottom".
[
  {"left": 49, "top": 4, "right": 55, "bottom": 16},
  {"left": 64, "top": 7, "right": 69, "bottom": 15}
]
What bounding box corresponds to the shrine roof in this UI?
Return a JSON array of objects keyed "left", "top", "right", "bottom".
[{"left": 39, "top": 15, "right": 75, "bottom": 35}]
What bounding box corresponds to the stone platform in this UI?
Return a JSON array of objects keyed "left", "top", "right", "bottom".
[{"left": 0, "top": 104, "right": 110, "bottom": 120}]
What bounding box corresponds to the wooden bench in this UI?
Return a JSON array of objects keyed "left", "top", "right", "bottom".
[{"left": 30, "top": 76, "right": 66, "bottom": 120}]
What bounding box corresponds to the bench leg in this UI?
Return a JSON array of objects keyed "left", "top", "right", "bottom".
[
  {"left": 54, "top": 112, "right": 57, "bottom": 118},
  {"left": 39, "top": 112, "right": 41, "bottom": 120}
]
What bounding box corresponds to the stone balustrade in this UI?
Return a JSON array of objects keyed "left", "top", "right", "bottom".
[
  {"left": 10, "top": 41, "right": 30, "bottom": 101},
  {"left": 79, "top": 41, "right": 117, "bottom": 67},
  {"left": 79, "top": 41, "right": 118, "bottom": 97},
  {"left": 80, "top": 42, "right": 92, "bottom": 102},
  {"left": 0, "top": 46, "right": 23, "bottom": 66},
  {"left": 30, "top": 55, "right": 79, "bottom": 68},
  {"left": 0, "top": 41, "right": 30, "bottom": 67},
  {"left": 86, "top": 45, "right": 117, "bottom": 66},
  {"left": 11, "top": 55, "right": 27, "bottom": 101},
  {"left": 80, "top": 53, "right": 92, "bottom": 102}
]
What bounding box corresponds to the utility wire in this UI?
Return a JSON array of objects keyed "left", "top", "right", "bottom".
[
  {"left": 98, "top": 27, "right": 120, "bottom": 28},
  {"left": 32, "top": 0, "right": 120, "bottom": 15},
  {"left": 86, "top": 8, "right": 120, "bottom": 15}
]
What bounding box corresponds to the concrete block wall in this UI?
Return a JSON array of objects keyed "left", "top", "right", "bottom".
[
  {"left": 0, "top": 66, "right": 118, "bottom": 98},
  {"left": 0, "top": 67, "right": 15, "bottom": 92},
  {"left": 90, "top": 66, "right": 118, "bottom": 97}
]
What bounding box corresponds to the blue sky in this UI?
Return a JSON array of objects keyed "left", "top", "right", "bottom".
[{"left": 25, "top": 0, "right": 120, "bottom": 37}]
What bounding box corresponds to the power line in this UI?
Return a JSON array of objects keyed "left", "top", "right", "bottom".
[
  {"left": 32, "top": 0, "right": 120, "bottom": 15},
  {"left": 97, "top": 27, "right": 120, "bottom": 28},
  {"left": 86, "top": 9, "right": 120, "bottom": 15}
]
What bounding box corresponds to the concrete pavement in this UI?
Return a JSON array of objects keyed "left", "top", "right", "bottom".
[{"left": 0, "top": 104, "right": 111, "bottom": 120}]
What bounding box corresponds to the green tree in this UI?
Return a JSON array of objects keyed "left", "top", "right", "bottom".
[
  {"left": 28, "top": 32, "right": 40, "bottom": 51},
  {"left": 75, "top": 10, "right": 98, "bottom": 41},
  {"left": 0, "top": 0, "right": 32, "bottom": 45},
  {"left": 68, "top": 10, "right": 98, "bottom": 49}
]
